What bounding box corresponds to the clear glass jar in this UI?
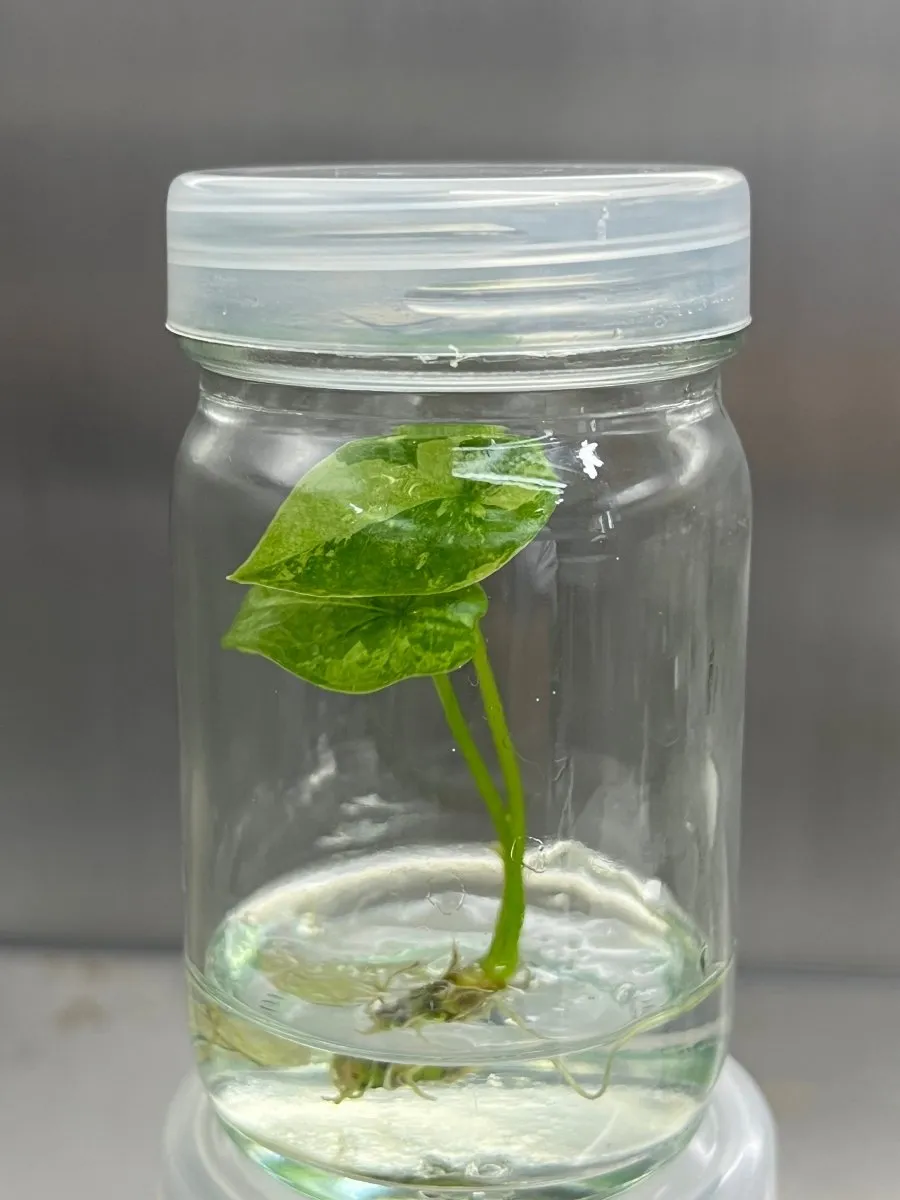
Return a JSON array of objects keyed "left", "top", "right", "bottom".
[{"left": 168, "top": 166, "right": 752, "bottom": 1200}]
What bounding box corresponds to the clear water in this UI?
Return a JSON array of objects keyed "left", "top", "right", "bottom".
[{"left": 191, "top": 842, "right": 727, "bottom": 1200}]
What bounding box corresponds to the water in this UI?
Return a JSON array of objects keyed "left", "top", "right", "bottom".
[{"left": 191, "top": 842, "right": 727, "bottom": 1200}]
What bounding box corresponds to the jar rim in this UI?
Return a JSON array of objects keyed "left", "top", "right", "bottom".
[{"left": 168, "top": 161, "right": 741, "bottom": 186}]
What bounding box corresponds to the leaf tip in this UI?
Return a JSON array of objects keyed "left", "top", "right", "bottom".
[{"left": 226, "top": 564, "right": 254, "bottom": 586}]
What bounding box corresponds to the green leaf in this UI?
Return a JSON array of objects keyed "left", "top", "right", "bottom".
[
  {"left": 229, "top": 425, "right": 561, "bottom": 598},
  {"left": 223, "top": 583, "right": 488, "bottom": 694}
]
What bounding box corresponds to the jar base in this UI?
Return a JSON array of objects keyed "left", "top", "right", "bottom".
[
  {"left": 190, "top": 843, "right": 726, "bottom": 1192},
  {"left": 160, "top": 1063, "right": 778, "bottom": 1200},
  {"left": 220, "top": 1114, "right": 701, "bottom": 1200}
]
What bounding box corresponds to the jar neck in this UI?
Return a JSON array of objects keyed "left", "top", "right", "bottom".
[
  {"left": 179, "top": 334, "right": 743, "bottom": 396},
  {"left": 197, "top": 365, "right": 728, "bottom": 430}
]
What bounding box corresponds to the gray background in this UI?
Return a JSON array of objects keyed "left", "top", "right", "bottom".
[{"left": 3, "top": 0, "right": 899, "bottom": 970}]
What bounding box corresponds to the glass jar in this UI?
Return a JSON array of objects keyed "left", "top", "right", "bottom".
[{"left": 168, "top": 166, "right": 752, "bottom": 1200}]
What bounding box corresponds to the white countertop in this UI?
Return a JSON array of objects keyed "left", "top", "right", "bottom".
[{"left": 3, "top": 949, "right": 896, "bottom": 1200}]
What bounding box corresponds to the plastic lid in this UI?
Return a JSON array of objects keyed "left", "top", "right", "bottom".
[
  {"left": 158, "top": 1059, "right": 776, "bottom": 1200},
  {"left": 166, "top": 165, "right": 750, "bottom": 370}
]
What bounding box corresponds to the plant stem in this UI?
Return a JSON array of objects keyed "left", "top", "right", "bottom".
[
  {"left": 432, "top": 674, "right": 507, "bottom": 843},
  {"left": 471, "top": 630, "right": 528, "bottom": 984},
  {"left": 472, "top": 631, "right": 527, "bottom": 847},
  {"left": 433, "top": 634, "right": 529, "bottom": 987}
]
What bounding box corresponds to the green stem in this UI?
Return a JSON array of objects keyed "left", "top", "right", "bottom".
[
  {"left": 471, "top": 629, "right": 528, "bottom": 984},
  {"left": 472, "top": 630, "right": 527, "bottom": 845},
  {"left": 432, "top": 634, "right": 529, "bottom": 987},
  {"left": 432, "top": 674, "right": 508, "bottom": 844}
]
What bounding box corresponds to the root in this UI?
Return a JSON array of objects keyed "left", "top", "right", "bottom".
[
  {"left": 551, "top": 959, "right": 732, "bottom": 1101},
  {"left": 366, "top": 944, "right": 508, "bottom": 1032},
  {"left": 328, "top": 1056, "right": 469, "bottom": 1103}
]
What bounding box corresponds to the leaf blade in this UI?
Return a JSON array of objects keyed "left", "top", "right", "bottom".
[
  {"left": 223, "top": 584, "right": 488, "bottom": 694},
  {"left": 230, "top": 427, "right": 561, "bottom": 598}
]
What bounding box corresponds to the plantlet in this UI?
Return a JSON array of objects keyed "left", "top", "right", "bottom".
[{"left": 223, "top": 423, "right": 561, "bottom": 1094}]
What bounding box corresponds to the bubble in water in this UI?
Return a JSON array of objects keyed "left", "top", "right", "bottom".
[
  {"left": 526, "top": 837, "right": 547, "bottom": 873},
  {"left": 427, "top": 880, "right": 466, "bottom": 915},
  {"left": 466, "top": 1159, "right": 511, "bottom": 1181},
  {"left": 614, "top": 982, "right": 637, "bottom": 1006},
  {"left": 654, "top": 315, "right": 668, "bottom": 329},
  {"left": 421, "top": 1157, "right": 456, "bottom": 1180}
]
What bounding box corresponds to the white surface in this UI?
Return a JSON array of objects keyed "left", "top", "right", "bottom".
[
  {"left": 1, "top": 950, "right": 191, "bottom": 1199},
  {"left": 2, "top": 950, "right": 897, "bottom": 1200},
  {"left": 732, "top": 972, "right": 900, "bottom": 1200},
  {"left": 160, "top": 1061, "right": 774, "bottom": 1200}
]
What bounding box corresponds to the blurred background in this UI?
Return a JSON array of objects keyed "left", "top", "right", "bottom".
[{"left": 2, "top": 2, "right": 899, "bottom": 1198}]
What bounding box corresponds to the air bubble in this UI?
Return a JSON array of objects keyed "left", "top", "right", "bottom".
[
  {"left": 428, "top": 887, "right": 466, "bottom": 915},
  {"left": 526, "top": 837, "right": 547, "bottom": 873},
  {"left": 421, "top": 1157, "right": 455, "bottom": 1180},
  {"left": 614, "top": 982, "right": 637, "bottom": 1005},
  {"left": 466, "top": 1159, "right": 511, "bottom": 1181}
]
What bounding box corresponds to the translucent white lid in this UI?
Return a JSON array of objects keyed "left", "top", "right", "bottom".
[
  {"left": 158, "top": 1060, "right": 776, "bottom": 1200},
  {"left": 166, "top": 165, "right": 750, "bottom": 368}
]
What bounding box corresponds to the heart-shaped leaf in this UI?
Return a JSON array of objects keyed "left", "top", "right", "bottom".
[
  {"left": 223, "top": 583, "right": 488, "bottom": 693},
  {"left": 229, "top": 426, "right": 561, "bottom": 598}
]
